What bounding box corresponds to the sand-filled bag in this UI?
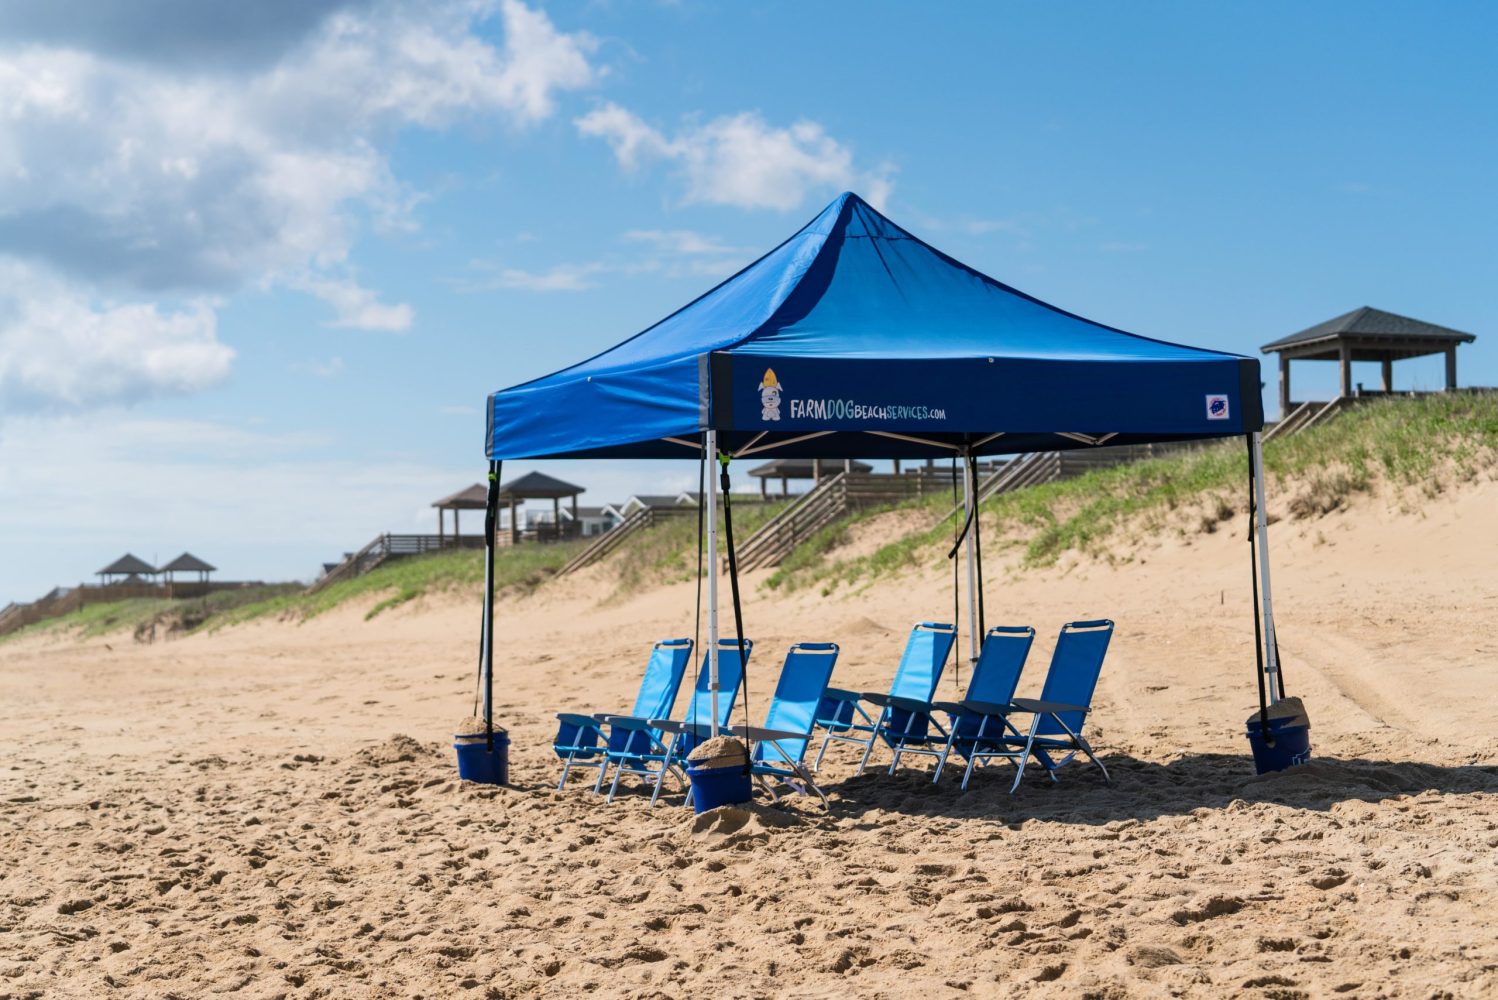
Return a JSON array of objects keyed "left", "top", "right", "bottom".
[{"left": 684, "top": 735, "right": 751, "bottom": 812}]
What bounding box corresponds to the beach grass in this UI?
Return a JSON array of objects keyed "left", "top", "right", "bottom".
[
  {"left": 218, "top": 543, "right": 583, "bottom": 627},
  {"left": 0, "top": 585, "right": 302, "bottom": 644},
  {"left": 767, "top": 393, "right": 1498, "bottom": 593}
]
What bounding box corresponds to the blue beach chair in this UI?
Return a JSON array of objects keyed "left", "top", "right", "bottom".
[
  {"left": 811, "top": 622, "right": 957, "bottom": 775},
  {"left": 551, "top": 637, "right": 692, "bottom": 790},
  {"left": 729, "top": 642, "right": 840, "bottom": 808},
  {"left": 925, "top": 626, "right": 1036, "bottom": 781},
  {"left": 601, "top": 637, "right": 752, "bottom": 805},
  {"left": 955, "top": 619, "right": 1114, "bottom": 792}
]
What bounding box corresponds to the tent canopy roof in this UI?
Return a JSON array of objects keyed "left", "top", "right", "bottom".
[
  {"left": 488, "top": 192, "right": 1260, "bottom": 462},
  {"left": 160, "top": 552, "right": 216, "bottom": 573},
  {"left": 99, "top": 554, "right": 156, "bottom": 576}
]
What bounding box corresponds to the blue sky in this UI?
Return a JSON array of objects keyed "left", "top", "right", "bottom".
[{"left": 1, "top": 1, "right": 1494, "bottom": 603}]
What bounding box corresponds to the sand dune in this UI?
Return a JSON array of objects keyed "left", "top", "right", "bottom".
[{"left": 2, "top": 477, "right": 1497, "bottom": 997}]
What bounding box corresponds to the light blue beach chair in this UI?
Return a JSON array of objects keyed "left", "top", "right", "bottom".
[
  {"left": 551, "top": 637, "right": 692, "bottom": 790},
  {"left": 601, "top": 637, "right": 752, "bottom": 805},
  {"left": 811, "top": 621, "right": 956, "bottom": 775},
  {"left": 954, "top": 619, "right": 1114, "bottom": 792},
  {"left": 928, "top": 625, "right": 1036, "bottom": 778},
  {"left": 729, "top": 642, "right": 840, "bottom": 808}
]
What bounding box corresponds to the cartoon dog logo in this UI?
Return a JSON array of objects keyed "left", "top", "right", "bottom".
[{"left": 759, "top": 368, "right": 783, "bottom": 422}]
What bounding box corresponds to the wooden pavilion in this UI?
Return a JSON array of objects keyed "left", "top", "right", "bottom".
[
  {"left": 159, "top": 552, "right": 215, "bottom": 585},
  {"left": 97, "top": 553, "right": 156, "bottom": 584},
  {"left": 437, "top": 473, "right": 586, "bottom": 546},
  {"left": 1262, "top": 306, "right": 1477, "bottom": 415},
  {"left": 746, "top": 458, "right": 872, "bottom": 497},
  {"left": 432, "top": 484, "right": 489, "bottom": 547}
]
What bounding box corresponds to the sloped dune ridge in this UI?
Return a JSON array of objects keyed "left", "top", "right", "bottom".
[{"left": 2, "top": 475, "right": 1497, "bottom": 997}]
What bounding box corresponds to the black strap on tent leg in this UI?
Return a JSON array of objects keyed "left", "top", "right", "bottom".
[
  {"left": 1245, "top": 437, "right": 1271, "bottom": 744},
  {"left": 691, "top": 441, "right": 707, "bottom": 719},
  {"left": 482, "top": 458, "right": 502, "bottom": 752},
  {"left": 717, "top": 453, "right": 752, "bottom": 773}
]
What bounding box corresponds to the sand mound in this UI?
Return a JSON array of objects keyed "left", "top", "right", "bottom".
[
  {"left": 686, "top": 801, "right": 803, "bottom": 850},
  {"left": 686, "top": 735, "right": 747, "bottom": 770}
]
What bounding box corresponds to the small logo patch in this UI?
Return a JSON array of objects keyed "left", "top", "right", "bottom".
[
  {"left": 1206, "top": 394, "right": 1230, "bottom": 420},
  {"left": 759, "top": 368, "right": 782, "bottom": 422}
]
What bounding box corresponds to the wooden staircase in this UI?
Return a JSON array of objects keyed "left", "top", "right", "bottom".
[
  {"left": 1264, "top": 397, "right": 1353, "bottom": 442},
  {"left": 557, "top": 506, "right": 695, "bottom": 577},
  {"left": 735, "top": 472, "right": 851, "bottom": 572},
  {"left": 307, "top": 534, "right": 455, "bottom": 593}
]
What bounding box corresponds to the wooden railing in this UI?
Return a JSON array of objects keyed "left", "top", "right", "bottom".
[
  {"left": 557, "top": 506, "right": 695, "bottom": 576},
  {"left": 735, "top": 473, "right": 850, "bottom": 572}
]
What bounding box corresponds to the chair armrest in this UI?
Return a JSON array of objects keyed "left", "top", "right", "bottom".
[
  {"left": 959, "top": 699, "right": 1015, "bottom": 717},
  {"left": 862, "top": 692, "right": 891, "bottom": 707},
  {"left": 557, "top": 712, "right": 603, "bottom": 728},
  {"left": 887, "top": 695, "right": 933, "bottom": 714},
  {"left": 1009, "top": 697, "right": 1087, "bottom": 715},
  {"left": 591, "top": 712, "right": 614, "bottom": 723},
  {"left": 729, "top": 725, "right": 804, "bottom": 743},
  {"left": 601, "top": 714, "right": 652, "bottom": 731},
  {"left": 930, "top": 700, "right": 964, "bottom": 715},
  {"left": 822, "top": 687, "right": 862, "bottom": 703},
  {"left": 650, "top": 719, "right": 720, "bottom": 739}
]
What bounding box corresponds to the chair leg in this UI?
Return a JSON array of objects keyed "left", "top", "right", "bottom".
[
  {"left": 558, "top": 754, "right": 574, "bottom": 790},
  {"left": 592, "top": 758, "right": 610, "bottom": 794},
  {"left": 813, "top": 730, "right": 840, "bottom": 772},
  {"left": 651, "top": 740, "right": 678, "bottom": 807},
  {"left": 1009, "top": 715, "right": 1044, "bottom": 795},
  {"left": 606, "top": 762, "right": 626, "bottom": 803},
  {"left": 855, "top": 709, "right": 887, "bottom": 776}
]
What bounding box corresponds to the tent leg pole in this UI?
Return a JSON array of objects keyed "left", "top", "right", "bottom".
[
  {"left": 963, "top": 447, "right": 979, "bottom": 666},
  {"left": 1250, "top": 433, "right": 1282, "bottom": 702},
  {"left": 482, "top": 459, "right": 501, "bottom": 751},
  {"left": 705, "top": 429, "right": 720, "bottom": 737}
]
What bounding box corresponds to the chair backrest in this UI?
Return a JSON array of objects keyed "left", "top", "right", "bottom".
[
  {"left": 966, "top": 626, "right": 1035, "bottom": 705},
  {"left": 888, "top": 622, "right": 957, "bottom": 701},
  {"left": 628, "top": 638, "right": 694, "bottom": 721},
  {"left": 1035, "top": 620, "right": 1114, "bottom": 736},
  {"left": 755, "top": 643, "right": 840, "bottom": 767},
  {"left": 680, "top": 637, "right": 753, "bottom": 730}
]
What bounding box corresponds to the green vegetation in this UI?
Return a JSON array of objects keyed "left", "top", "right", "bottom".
[
  {"left": 220, "top": 543, "right": 582, "bottom": 626},
  {"left": 609, "top": 501, "right": 788, "bottom": 598},
  {"left": 0, "top": 584, "right": 301, "bottom": 644},
  {"left": 767, "top": 393, "right": 1498, "bottom": 593}
]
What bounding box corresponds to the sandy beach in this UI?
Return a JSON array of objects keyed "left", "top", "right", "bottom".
[{"left": 3, "top": 478, "right": 1497, "bottom": 999}]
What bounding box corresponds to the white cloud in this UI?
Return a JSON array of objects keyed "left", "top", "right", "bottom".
[
  {"left": 459, "top": 226, "right": 751, "bottom": 294},
  {"left": 576, "top": 102, "right": 894, "bottom": 211},
  {"left": 461, "top": 260, "right": 609, "bottom": 293},
  {"left": 297, "top": 277, "right": 414, "bottom": 331},
  {"left": 621, "top": 229, "right": 744, "bottom": 256},
  {"left": 0, "top": 0, "right": 596, "bottom": 412},
  {"left": 0, "top": 263, "right": 233, "bottom": 414}
]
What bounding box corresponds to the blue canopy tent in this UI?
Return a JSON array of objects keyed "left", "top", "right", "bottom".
[{"left": 474, "top": 193, "right": 1286, "bottom": 772}]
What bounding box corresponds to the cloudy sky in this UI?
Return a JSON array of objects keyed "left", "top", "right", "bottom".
[{"left": 1, "top": 1, "right": 1494, "bottom": 602}]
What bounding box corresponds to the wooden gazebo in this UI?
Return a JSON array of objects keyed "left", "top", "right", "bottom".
[
  {"left": 499, "top": 472, "right": 585, "bottom": 544},
  {"left": 97, "top": 553, "right": 156, "bottom": 585},
  {"left": 746, "top": 458, "right": 872, "bottom": 497},
  {"left": 1262, "top": 306, "right": 1477, "bottom": 415},
  {"left": 432, "top": 484, "right": 489, "bottom": 546},
  {"left": 160, "top": 552, "right": 215, "bottom": 585}
]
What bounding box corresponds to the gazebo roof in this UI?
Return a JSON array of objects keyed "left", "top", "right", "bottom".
[
  {"left": 433, "top": 483, "right": 489, "bottom": 509},
  {"left": 747, "top": 458, "right": 872, "bottom": 479},
  {"left": 99, "top": 553, "right": 156, "bottom": 575},
  {"left": 498, "top": 471, "right": 584, "bottom": 499},
  {"left": 1262, "top": 306, "right": 1476, "bottom": 357},
  {"left": 160, "top": 552, "right": 216, "bottom": 573}
]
